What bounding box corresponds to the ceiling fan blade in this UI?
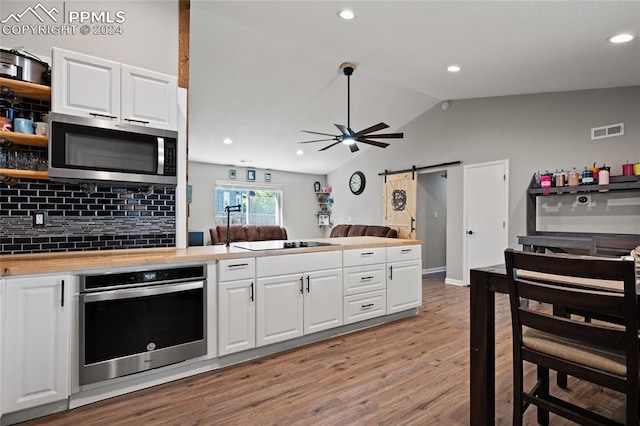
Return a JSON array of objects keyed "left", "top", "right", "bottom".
[
  {"left": 364, "top": 132, "right": 404, "bottom": 139},
  {"left": 349, "top": 143, "right": 360, "bottom": 153},
  {"left": 334, "top": 124, "right": 352, "bottom": 136},
  {"left": 354, "top": 122, "right": 389, "bottom": 136},
  {"left": 298, "top": 138, "right": 337, "bottom": 144},
  {"left": 301, "top": 130, "right": 339, "bottom": 137},
  {"left": 319, "top": 141, "right": 343, "bottom": 151},
  {"left": 357, "top": 138, "right": 390, "bottom": 148}
]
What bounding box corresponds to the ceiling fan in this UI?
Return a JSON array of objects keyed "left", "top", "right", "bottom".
[{"left": 298, "top": 62, "right": 404, "bottom": 153}]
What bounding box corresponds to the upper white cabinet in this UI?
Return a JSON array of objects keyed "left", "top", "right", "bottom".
[
  {"left": 52, "top": 48, "right": 120, "bottom": 119},
  {"left": 52, "top": 47, "right": 177, "bottom": 130},
  {"left": 121, "top": 65, "right": 178, "bottom": 129},
  {"left": 2, "top": 274, "right": 72, "bottom": 414},
  {"left": 386, "top": 245, "right": 423, "bottom": 314}
]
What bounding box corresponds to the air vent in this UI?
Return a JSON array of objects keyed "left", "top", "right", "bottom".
[{"left": 591, "top": 122, "right": 624, "bottom": 140}]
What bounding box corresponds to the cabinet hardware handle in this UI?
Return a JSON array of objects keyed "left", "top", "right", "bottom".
[
  {"left": 360, "top": 276, "right": 374, "bottom": 280},
  {"left": 299, "top": 276, "right": 304, "bottom": 294},
  {"left": 361, "top": 303, "right": 374, "bottom": 308},
  {"left": 124, "top": 118, "right": 150, "bottom": 125},
  {"left": 361, "top": 252, "right": 374, "bottom": 256},
  {"left": 389, "top": 265, "right": 393, "bottom": 280},
  {"left": 61, "top": 279, "right": 65, "bottom": 307},
  {"left": 250, "top": 282, "right": 254, "bottom": 302},
  {"left": 306, "top": 275, "right": 310, "bottom": 293},
  {"left": 89, "top": 112, "right": 117, "bottom": 119},
  {"left": 228, "top": 263, "right": 249, "bottom": 268},
  {"left": 401, "top": 248, "right": 412, "bottom": 253}
]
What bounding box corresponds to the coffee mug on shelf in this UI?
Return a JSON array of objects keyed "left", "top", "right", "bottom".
[
  {"left": 0, "top": 117, "right": 10, "bottom": 132},
  {"left": 34, "top": 122, "right": 48, "bottom": 136},
  {"left": 622, "top": 163, "right": 634, "bottom": 176},
  {"left": 13, "top": 118, "right": 35, "bottom": 134}
]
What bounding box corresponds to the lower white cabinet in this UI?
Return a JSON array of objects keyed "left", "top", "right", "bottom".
[
  {"left": 2, "top": 275, "right": 72, "bottom": 413},
  {"left": 256, "top": 252, "right": 343, "bottom": 347},
  {"left": 218, "top": 279, "right": 255, "bottom": 356},
  {"left": 343, "top": 289, "right": 387, "bottom": 324},
  {"left": 387, "top": 245, "right": 423, "bottom": 314}
]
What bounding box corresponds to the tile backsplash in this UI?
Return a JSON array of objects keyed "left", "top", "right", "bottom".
[{"left": 0, "top": 180, "right": 175, "bottom": 254}]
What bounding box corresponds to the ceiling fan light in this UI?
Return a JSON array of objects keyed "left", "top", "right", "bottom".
[
  {"left": 337, "top": 9, "right": 355, "bottom": 20},
  {"left": 447, "top": 65, "right": 461, "bottom": 73},
  {"left": 296, "top": 149, "right": 304, "bottom": 155},
  {"left": 342, "top": 137, "right": 356, "bottom": 145}
]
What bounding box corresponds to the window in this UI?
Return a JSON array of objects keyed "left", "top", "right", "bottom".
[{"left": 214, "top": 181, "right": 283, "bottom": 226}]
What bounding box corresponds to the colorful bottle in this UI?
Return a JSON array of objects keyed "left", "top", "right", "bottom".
[
  {"left": 598, "top": 166, "right": 610, "bottom": 192},
  {"left": 581, "top": 167, "right": 594, "bottom": 185}
]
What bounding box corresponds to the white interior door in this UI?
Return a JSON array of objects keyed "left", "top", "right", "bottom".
[{"left": 463, "top": 160, "right": 509, "bottom": 285}]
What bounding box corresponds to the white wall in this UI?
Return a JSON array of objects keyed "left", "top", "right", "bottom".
[
  {"left": 328, "top": 86, "right": 640, "bottom": 283},
  {"left": 188, "top": 162, "right": 326, "bottom": 244},
  {"left": 1, "top": 1, "right": 178, "bottom": 75}
]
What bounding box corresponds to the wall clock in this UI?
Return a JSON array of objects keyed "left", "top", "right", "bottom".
[{"left": 349, "top": 171, "right": 366, "bottom": 195}]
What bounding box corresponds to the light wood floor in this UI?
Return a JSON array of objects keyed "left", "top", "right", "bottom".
[{"left": 22, "top": 273, "right": 624, "bottom": 425}]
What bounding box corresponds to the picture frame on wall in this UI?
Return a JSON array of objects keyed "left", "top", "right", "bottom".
[
  {"left": 318, "top": 213, "right": 330, "bottom": 226},
  {"left": 265, "top": 172, "right": 272, "bottom": 182},
  {"left": 247, "top": 169, "right": 256, "bottom": 181},
  {"left": 229, "top": 169, "right": 237, "bottom": 179}
]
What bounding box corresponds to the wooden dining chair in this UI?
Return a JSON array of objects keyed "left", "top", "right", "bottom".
[{"left": 504, "top": 248, "right": 639, "bottom": 426}]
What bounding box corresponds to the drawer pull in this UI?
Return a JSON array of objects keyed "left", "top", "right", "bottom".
[
  {"left": 361, "top": 303, "right": 374, "bottom": 309},
  {"left": 360, "top": 276, "right": 374, "bottom": 281},
  {"left": 360, "top": 252, "right": 374, "bottom": 256},
  {"left": 228, "top": 263, "right": 249, "bottom": 268},
  {"left": 401, "top": 248, "right": 412, "bottom": 253}
]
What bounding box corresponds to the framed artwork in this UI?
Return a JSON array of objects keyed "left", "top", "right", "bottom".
[
  {"left": 265, "top": 172, "right": 272, "bottom": 182},
  {"left": 247, "top": 169, "right": 256, "bottom": 181},
  {"left": 229, "top": 169, "right": 237, "bottom": 179},
  {"left": 314, "top": 181, "right": 321, "bottom": 192},
  {"left": 318, "top": 213, "right": 330, "bottom": 226}
]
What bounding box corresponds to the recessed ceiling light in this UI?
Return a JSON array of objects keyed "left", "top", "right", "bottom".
[
  {"left": 296, "top": 149, "right": 304, "bottom": 155},
  {"left": 447, "top": 65, "right": 461, "bottom": 73},
  {"left": 222, "top": 138, "right": 232, "bottom": 145},
  {"left": 337, "top": 9, "right": 355, "bottom": 20},
  {"left": 608, "top": 33, "right": 635, "bottom": 44}
]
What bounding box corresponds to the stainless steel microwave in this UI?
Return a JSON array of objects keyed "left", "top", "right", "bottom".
[{"left": 48, "top": 113, "right": 178, "bottom": 187}]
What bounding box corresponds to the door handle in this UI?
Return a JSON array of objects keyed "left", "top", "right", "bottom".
[
  {"left": 299, "top": 276, "right": 304, "bottom": 294},
  {"left": 61, "top": 279, "right": 65, "bottom": 307},
  {"left": 467, "top": 230, "right": 474, "bottom": 235},
  {"left": 250, "top": 282, "right": 254, "bottom": 301},
  {"left": 306, "top": 275, "right": 310, "bottom": 293},
  {"left": 389, "top": 265, "right": 393, "bottom": 280},
  {"left": 410, "top": 217, "right": 416, "bottom": 233}
]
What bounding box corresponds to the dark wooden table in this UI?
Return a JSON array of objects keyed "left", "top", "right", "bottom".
[{"left": 470, "top": 264, "right": 508, "bottom": 426}]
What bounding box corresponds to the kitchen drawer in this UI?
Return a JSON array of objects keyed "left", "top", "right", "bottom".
[
  {"left": 386, "top": 245, "right": 421, "bottom": 262},
  {"left": 343, "top": 290, "right": 386, "bottom": 325},
  {"left": 257, "top": 251, "right": 341, "bottom": 277},
  {"left": 343, "top": 247, "right": 386, "bottom": 267},
  {"left": 343, "top": 264, "right": 386, "bottom": 296},
  {"left": 218, "top": 258, "right": 255, "bottom": 282}
]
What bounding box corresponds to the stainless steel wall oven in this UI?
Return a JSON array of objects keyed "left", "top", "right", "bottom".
[{"left": 79, "top": 264, "right": 206, "bottom": 385}]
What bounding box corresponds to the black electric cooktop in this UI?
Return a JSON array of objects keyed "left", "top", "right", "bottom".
[{"left": 233, "top": 241, "right": 337, "bottom": 251}]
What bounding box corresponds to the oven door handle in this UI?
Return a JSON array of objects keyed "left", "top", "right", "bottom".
[{"left": 81, "top": 281, "right": 204, "bottom": 303}]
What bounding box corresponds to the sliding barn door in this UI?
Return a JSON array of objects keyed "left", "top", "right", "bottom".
[{"left": 383, "top": 172, "right": 417, "bottom": 239}]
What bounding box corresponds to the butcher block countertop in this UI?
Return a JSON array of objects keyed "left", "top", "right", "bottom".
[{"left": 0, "top": 237, "right": 421, "bottom": 277}]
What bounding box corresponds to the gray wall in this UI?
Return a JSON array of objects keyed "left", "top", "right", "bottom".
[
  {"left": 188, "top": 162, "right": 326, "bottom": 244},
  {"left": 328, "top": 86, "right": 640, "bottom": 283},
  {"left": 1, "top": 1, "right": 178, "bottom": 75}
]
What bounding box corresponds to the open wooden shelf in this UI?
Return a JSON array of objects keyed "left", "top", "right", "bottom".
[
  {"left": 0, "top": 131, "right": 48, "bottom": 147},
  {"left": 0, "top": 77, "right": 51, "bottom": 101},
  {"left": 0, "top": 169, "right": 49, "bottom": 180},
  {"left": 528, "top": 174, "right": 640, "bottom": 195}
]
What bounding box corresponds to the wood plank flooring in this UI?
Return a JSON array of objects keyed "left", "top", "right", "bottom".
[{"left": 21, "top": 273, "right": 624, "bottom": 425}]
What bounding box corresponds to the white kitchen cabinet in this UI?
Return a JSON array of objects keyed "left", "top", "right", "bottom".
[
  {"left": 256, "top": 251, "right": 343, "bottom": 347},
  {"left": 121, "top": 65, "right": 178, "bottom": 130},
  {"left": 2, "top": 274, "right": 72, "bottom": 414},
  {"left": 218, "top": 259, "right": 255, "bottom": 356},
  {"left": 52, "top": 47, "right": 120, "bottom": 119},
  {"left": 387, "top": 245, "right": 423, "bottom": 314},
  {"left": 52, "top": 48, "right": 177, "bottom": 130},
  {"left": 342, "top": 247, "right": 387, "bottom": 323}
]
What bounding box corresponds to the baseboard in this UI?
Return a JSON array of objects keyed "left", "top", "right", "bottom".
[
  {"left": 445, "top": 277, "right": 466, "bottom": 286},
  {"left": 422, "top": 266, "right": 446, "bottom": 275}
]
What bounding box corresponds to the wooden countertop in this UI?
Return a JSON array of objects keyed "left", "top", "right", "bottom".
[{"left": 0, "top": 237, "right": 421, "bottom": 277}]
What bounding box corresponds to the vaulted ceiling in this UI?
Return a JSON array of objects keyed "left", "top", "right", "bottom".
[{"left": 188, "top": 1, "right": 640, "bottom": 175}]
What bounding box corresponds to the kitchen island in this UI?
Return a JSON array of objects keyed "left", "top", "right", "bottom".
[{"left": 0, "top": 237, "right": 423, "bottom": 425}]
